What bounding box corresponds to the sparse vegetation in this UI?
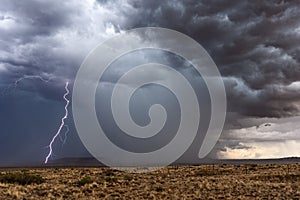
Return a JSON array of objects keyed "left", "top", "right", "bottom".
[
  {"left": 0, "top": 164, "right": 299, "bottom": 199},
  {"left": 123, "top": 174, "right": 133, "bottom": 181},
  {"left": 103, "top": 169, "right": 117, "bottom": 176},
  {"left": 0, "top": 171, "right": 44, "bottom": 185},
  {"left": 104, "top": 176, "right": 118, "bottom": 183},
  {"left": 95, "top": 169, "right": 120, "bottom": 184},
  {"left": 77, "top": 176, "right": 93, "bottom": 186}
]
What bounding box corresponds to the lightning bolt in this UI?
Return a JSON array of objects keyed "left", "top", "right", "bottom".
[
  {"left": 45, "top": 81, "right": 70, "bottom": 164},
  {"left": 1, "top": 75, "right": 53, "bottom": 95},
  {"left": 2, "top": 75, "right": 71, "bottom": 164},
  {"left": 59, "top": 125, "right": 69, "bottom": 146}
]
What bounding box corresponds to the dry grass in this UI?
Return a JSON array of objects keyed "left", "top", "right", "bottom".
[
  {"left": 0, "top": 171, "right": 44, "bottom": 185},
  {"left": 0, "top": 164, "right": 299, "bottom": 199}
]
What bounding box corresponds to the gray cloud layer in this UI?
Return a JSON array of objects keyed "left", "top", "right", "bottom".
[
  {"left": 0, "top": 0, "right": 299, "bottom": 162},
  {"left": 1, "top": 0, "right": 299, "bottom": 116},
  {"left": 114, "top": 0, "right": 300, "bottom": 117}
]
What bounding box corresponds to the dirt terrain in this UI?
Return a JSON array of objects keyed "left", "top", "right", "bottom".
[{"left": 0, "top": 164, "right": 299, "bottom": 199}]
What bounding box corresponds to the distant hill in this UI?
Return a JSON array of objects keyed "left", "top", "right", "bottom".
[
  {"left": 47, "top": 156, "right": 300, "bottom": 167},
  {"left": 1, "top": 157, "right": 299, "bottom": 168},
  {"left": 46, "top": 157, "right": 105, "bottom": 168},
  {"left": 196, "top": 157, "right": 300, "bottom": 165}
]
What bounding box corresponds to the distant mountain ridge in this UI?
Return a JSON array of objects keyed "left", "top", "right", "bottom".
[
  {"left": 1, "top": 157, "right": 299, "bottom": 168},
  {"left": 47, "top": 156, "right": 300, "bottom": 167}
]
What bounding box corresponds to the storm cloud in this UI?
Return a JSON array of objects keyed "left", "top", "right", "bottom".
[
  {"left": 0, "top": 0, "right": 299, "bottom": 163},
  {"left": 1, "top": 0, "right": 299, "bottom": 116},
  {"left": 115, "top": 0, "right": 300, "bottom": 118}
]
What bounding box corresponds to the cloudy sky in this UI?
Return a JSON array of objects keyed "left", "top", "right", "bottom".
[{"left": 0, "top": 0, "right": 299, "bottom": 164}]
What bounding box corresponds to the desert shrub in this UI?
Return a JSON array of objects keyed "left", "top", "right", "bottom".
[
  {"left": 194, "top": 170, "right": 217, "bottom": 176},
  {"left": 248, "top": 164, "right": 257, "bottom": 170},
  {"left": 95, "top": 169, "right": 120, "bottom": 185},
  {"left": 104, "top": 176, "right": 118, "bottom": 183},
  {"left": 97, "top": 177, "right": 105, "bottom": 184},
  {"left": 97, "top": 175, "right": 118, "bottom": 184},
  {"left": 155, "top": 186, "right": 164, "bottom": 192},
  {"left": 103, "top": 169, "right": 117, "bottom": 176},
  {"left": 77, "top": 176, "right": 93, "bottom": 186},
  {"left": 0, "top": 172, "right": 44, "bottom": 185},
  {"left": 123, "top": 174, "right": 133, "bottom": 181}
]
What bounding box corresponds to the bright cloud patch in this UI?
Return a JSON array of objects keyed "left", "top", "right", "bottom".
[
  {"left": 218, "top": 116, "right": 300, "bottom": 159},
  {"left": 218, "top": 140, "right": 300, "bottom": 159}
]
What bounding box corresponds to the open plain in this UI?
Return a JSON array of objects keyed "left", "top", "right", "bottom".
[{"left": 0, "top": 163, "right": 299, "bottom": 199}]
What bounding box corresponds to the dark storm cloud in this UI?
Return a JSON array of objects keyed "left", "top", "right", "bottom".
[
  {"left": 0, "top": 0, "right": 120, "bottom": 101},
  {"left": 0, "top": 0, "right": 75, "bottom": 41},
  {"left": 1, "top": 0, "right": 299, "bottom": 116},
  {"left": 0, "top": 0, "right": 300, "bottom": 162},
  {"left": 0, "top": 0, "right": 80, "bottom": 98},
  {"left": 0, "top": 0, "right": 118, "bottom": 163},
  {"left": 114, "top": 0, "right": 300, "bottom": 118}
]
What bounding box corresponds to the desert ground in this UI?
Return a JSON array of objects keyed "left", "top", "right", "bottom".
[{"left": 0, "top": 163, "right": 299, "bottom": 199}]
